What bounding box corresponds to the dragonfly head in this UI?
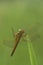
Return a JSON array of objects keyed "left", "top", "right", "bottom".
[{"left": 18, "top": 29, "right": 24, "bottom": 34}]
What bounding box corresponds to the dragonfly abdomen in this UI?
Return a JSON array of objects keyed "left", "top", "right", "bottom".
[{"left": 11, "top": 38, "right": 21, "bottom": 56}]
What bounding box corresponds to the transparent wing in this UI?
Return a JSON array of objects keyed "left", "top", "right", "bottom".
[
  {"left": 3, "top": 39, "right": 28, "bottom": 48},
  {"left": 3, "top": 40, "right": 14, "bottom": 48},
  {"left": 3, "top": 35, "right": 29, "bottom": 48}
]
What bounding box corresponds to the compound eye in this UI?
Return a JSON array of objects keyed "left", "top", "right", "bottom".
[{"left": 18, "top": 29, "right": 22, "bottom": 32}]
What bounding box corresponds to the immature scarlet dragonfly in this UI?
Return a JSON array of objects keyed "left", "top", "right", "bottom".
[{"left": 3, "top": 28, "right": 27, "bottom": 56}]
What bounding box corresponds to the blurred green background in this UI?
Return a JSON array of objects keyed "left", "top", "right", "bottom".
[{"left": 0, "top": 1, "right": 43, "bottom": 65}]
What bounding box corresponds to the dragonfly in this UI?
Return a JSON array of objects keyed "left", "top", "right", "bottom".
[{"left": 3, "top": 28, "right": 27, "bottom": 56}]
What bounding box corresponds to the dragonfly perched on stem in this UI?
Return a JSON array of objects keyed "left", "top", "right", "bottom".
[{"left": 3, "top": 28, "right": 28, "bottom": 56}]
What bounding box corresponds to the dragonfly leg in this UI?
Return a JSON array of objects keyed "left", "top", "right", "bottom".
[
  {"left": 11, "top": 27, "right": 15, "bottom": 37},
  {"left": 22, "top": 33, "right": 27, "bottom": 41}
]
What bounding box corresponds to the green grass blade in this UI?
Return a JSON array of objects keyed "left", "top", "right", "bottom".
[{"left": 26, "top": 35, "right": 38, "bottom": 65}]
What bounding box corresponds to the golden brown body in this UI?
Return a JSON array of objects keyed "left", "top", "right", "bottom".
[{"left": 11, "top": 29, "right": 24, "bottom": 56}]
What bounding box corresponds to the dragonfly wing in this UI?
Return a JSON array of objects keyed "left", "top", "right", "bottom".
[{"left": 3, "top": 40, "right": 14, "bottom": 48}]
